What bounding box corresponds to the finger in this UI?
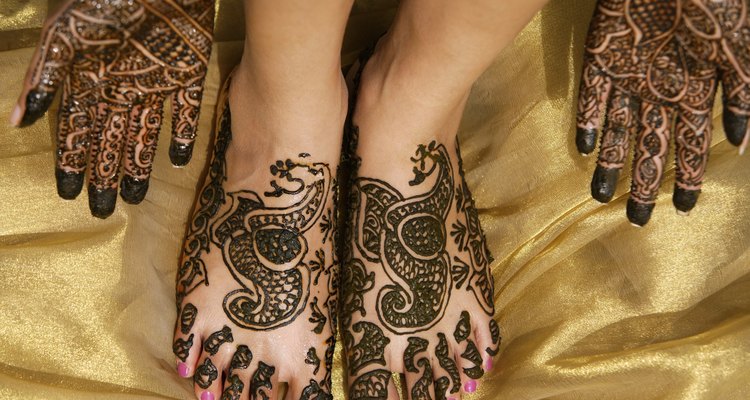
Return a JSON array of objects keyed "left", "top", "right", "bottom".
[
  {"left": 88, "top": 103, "right": 129, "bottom": 219},
  {"left": 576, "top": 60, "right": 612, "bottom": 154},
  {"left": 120, "top": 96, "right": 165, "bottom": 204},
  {"left": 12, "top": 7, "right": 76, "bottom": 127},
  {"left": 55, "top": 72, "right": 96, "bottom": 199},
  {"left": 673, "top": 107, "right": 713, "bottom": 214},
  {"left": 720, "top": 70, "right": 750, "bottom": 153},
  {"left": 591, "top": 88, "right": 638, "bottom": 203},
  {"left": 170, "top": 76, "right": 207, "bottom": 166},
  {"left": 628, "top": 102, "right": 675, "bottom": 226}
]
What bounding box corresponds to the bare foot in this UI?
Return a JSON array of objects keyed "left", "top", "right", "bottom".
[
  {"left": 172, "top": 69, "right": 346, "bottom": 400},
  {"left": 339, "top": 50, "right": 501, "bottom": 400}
]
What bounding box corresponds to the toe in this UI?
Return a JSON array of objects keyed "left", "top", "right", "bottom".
[
  {"left": 473, "top": 318, "right": 501, "bottom": 374},
  {"left": 402, "top": 337, "right": 436, "bottom": 400},
  {"left": 173, "top": 303, "right": 202, "bottom": 378},
  {"left": 287, "top": 344, "right": 333, "bottom": 399},
  {"left": 433, "top": 333, "right": 462, "bottom": 400},
  {"left": 194, "top": 325, "right": 238, "bottom": 399},
  {"left": 348, "top": 368, "right": 400, "bottom": 400},
  {"left": 452, "top": 312, "right": 483, "bottom": 394},
  {"left": 247, "top": 361, "right": 279, "bottom": 400}
]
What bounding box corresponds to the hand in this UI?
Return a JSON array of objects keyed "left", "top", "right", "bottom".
[
  {"left": 10, "top": 0, "right": 215, "bottom": 218},
  {"left": 575, "top": 0, "right": 750, "bottom": 226}
]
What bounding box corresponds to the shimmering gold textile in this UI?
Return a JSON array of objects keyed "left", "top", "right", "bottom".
[{"left": 1, "top": 0, "right": 749, "bottom": 399}]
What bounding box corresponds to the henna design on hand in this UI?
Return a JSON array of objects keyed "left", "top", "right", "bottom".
[
  {"left": 194, "top": 358, "right": 218, "bottom": 389},
  {"left": 19, "top": 0, "right": 216, "bottom": 217},
  {"left": 576, "top": 0, "right": 749, "bottom": 224},
  {"left": 172, "top": 333, "right": 193, "bottom": 362},
  {"left": 221, "top": 374, "right": 244, "bottom": 400},
  {"left": 180, "top": 303, "right": 198, "bottom": 335},
  {"left": 203, "top": 325, "right": 234, "bottom": 356}
]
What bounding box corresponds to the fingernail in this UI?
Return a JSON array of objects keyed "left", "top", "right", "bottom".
[
  {"left": 20, "top": 90, "right": 54, "bottom": 127},
  {"left": 88, "top": 186, "right": 117, "bottom": 219},
  {"left": 591, "top": 165, "right": 619, "bottom": 203},
  {"left": 464, "top": 379, "right": 478, "bottom": 393},
  {"left": 120, "top": 176, "right": 149, "bottom": 204},
  {"left": 626, "top": 199, "right": 653, "bottom": 227},
  {"left": 55, "top": 169, "right": 84, "bottom": 200},
  {"left": 576, "top": 127, "right": 597, "bottom": 154},
  {"left": 485, "top": 358, "right": 493, "bottom": 371},
  {"left": 169, "top": 141, "right": 193, "bottom": 166},
  {"left": 200, "top": 391, "right": 214, "bottom": 400},
  {"left": 9, "top": 103, "right": 23, "bottom": 126},
  {"left": 673, "top": 187, "right": 699, "bottom": 214},
  {"left": 177, "top": 362, "right": 190, "bottom": 378}
]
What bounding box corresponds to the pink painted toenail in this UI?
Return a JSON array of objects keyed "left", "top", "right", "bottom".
[
  {"left": 464, "top": 379, "right": 478, "bottom": 393},
  {"left": 486, "top": 358, "right": 493, "bottom": 371},
  {"left": 177, "top": 362, "right": 189, "bottom": 378},
  {"left": 447, "top": 397, "right": 457, "bottom": 400},
  {"left": 200, "top": 392, "right": 214, "bottom": 400}
]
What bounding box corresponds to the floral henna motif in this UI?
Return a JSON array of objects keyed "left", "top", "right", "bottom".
[
  {"left": 20, "top": 0, "right": 216, "bottom": 217},
  {"left": 576, "top": 0, "right": 750, "bottom": 225}
]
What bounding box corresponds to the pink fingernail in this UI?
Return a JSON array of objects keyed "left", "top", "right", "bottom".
[
  {"left": 9, "top": 104, "right": 22, "bottom": 126},
  {"left": 200, "top": 392, "right": 214, "bottom": 400},
  {"left": 177, "top": 362, "right": 190, "bottom": 378},
  {"left": 464, "top": 380, "right": 478, "bottom": 393},
  {"left": 485, "top": 358, "right": 493, "bottom": 371}
]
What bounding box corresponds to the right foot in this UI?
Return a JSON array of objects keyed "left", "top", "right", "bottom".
[
  {"left": 172, "top": 68, "right": 346, "bottom": 400},
  {"left": 339, "top": 49, "right": 501, "bottom": 400}
]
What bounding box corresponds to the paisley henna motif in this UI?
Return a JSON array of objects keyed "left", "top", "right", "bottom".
[{"left": 20, "top": 0, "right": 216, "bottom": 217}]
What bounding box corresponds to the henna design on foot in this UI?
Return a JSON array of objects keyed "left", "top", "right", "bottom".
[
  {"left": 221, "top": 375, "right": 244, "bottom": 400},
  {"left": 460, "top": 340, "right": 484, "bottom": 379},
  {"left": 250, "top": 362, "right": 276, "bottom": 400},
  {"left": 203, "top": 325, "right": 234, "bottom": 356},
  {"left": 173, "top": 333, "right": 194, "bottom": 362},
  {"left": 230, "top": 345, "right": 253, "bottom": 371},
  {"left": 305, "top": 347, "right": 321, "bottom": 375},
  {"left": 435, "top": 333, "right": 461, "bottom": 394},
  {"left": 180, "top": 303, "right": 198, "bottom": 335},
  {"left": 194, "top": 358, "right": 218, "bottom": 389},
  {"left": 349, "top": 370, "right": 391, "bottom": 400},
  {"left": 486, "top": 319, "right": 501, "bottom": 356},
  {"left": 453, "top": 311, "right": 471, "bottom": 343}
]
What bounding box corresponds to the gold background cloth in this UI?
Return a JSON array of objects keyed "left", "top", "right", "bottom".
[{"left": 1, "top": 0, "right": 749, "bottom": 398}]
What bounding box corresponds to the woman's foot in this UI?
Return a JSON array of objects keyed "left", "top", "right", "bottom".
[
  {"left": 173, "top": 66, "right": 347, "bottom": 400},
  {"left": 339, "top": 45, "right": 501, "bottom": 400}
]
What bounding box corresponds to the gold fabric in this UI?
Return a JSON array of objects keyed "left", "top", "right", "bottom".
[{"left": 1, "top": 0, "right": 749, "bottom": 399}]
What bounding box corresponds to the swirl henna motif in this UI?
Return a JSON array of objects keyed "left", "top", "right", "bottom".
[
  {"left": 19, "top": 0, "right": 216, "bottom": 217},
  {"left": 354, "top": 141, "right": 454, "bottom": 334},
  {"left": 211, "top": 158, "right": 330, "bottom": 330},
  {"left": 576, "top": 0, "right": 750, "bottom": 225}
]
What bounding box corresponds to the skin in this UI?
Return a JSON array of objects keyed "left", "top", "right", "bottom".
[
  {"left": 11, "top": 0, "right": 216, "bottom": 218},
  {"left": 342, "top": 1, "right": 546, "bottom": 399},
  {"left": 576, "top": 0, "right": 750, "bottom": 226}
]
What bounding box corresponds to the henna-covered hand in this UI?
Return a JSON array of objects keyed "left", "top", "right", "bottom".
[
  {"left": 576, "top": 0, "right": 750, "bottom": 226},
  {"left": 11, "top": 0, "right": 216, "bottom": 218}
]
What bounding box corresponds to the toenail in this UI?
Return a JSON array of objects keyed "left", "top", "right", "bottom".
[
  {"left": 485, "top": 358, "right": 493, "bottom": 371},
  {"left": 200, "top": 392, "right": 214, "bottom": 400},
  {"left": 447, "top": 397, "right": 457, "bottom": 400},
  {"left": 464, "top": 379, "right": 478, "bottom": 393},
  {"left": 177, "top": 362, "right": 190, "bottom": 378}
]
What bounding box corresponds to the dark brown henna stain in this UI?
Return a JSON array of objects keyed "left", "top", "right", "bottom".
[
  {"left": 460, "top": 340, "right": 484, "bottom": 380},
  {"left": 203, "top": 325, "right": 234, "bottom": 356},
  {"left": 194, "top": 358, "right": 218, "bottom": 389},
  {"left": 180, "top": 303, "right": 198, "bottom": 335},
  {"left": 173, "top": 333, "right": 194, "bottom": 362},
  {"left": 230, "top": 345, "right": 253, "bottom": 371},
  {"left": 486, "top": 319, "right": 501, "bottom": 357},
  {"left": 453, "top": 311, "right": 471, "bottom": 343},
  {"left": 221, "top": 374, "right": 244, "bottom": 400}
]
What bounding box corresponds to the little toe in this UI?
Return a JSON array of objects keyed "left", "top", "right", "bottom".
[{"left": 473, "top": 318, "right": 501, "bottom": 373}]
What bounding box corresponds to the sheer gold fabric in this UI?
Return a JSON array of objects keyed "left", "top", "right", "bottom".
[{"left": 1, "top": 0, "right": 749, "bottom": 399}]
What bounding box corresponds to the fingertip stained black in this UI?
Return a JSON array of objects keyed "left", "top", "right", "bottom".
[
  {"left": 673, "top": 187, "right": 700, "bottom": 213},
  {"left": 590, "top": 165, "right": 619, "bottom": 203},
  {"left": 626, "top": 199, "right": 654, "bottom": 227},
  {"left": 55, "top": 169, "right": 84, "bottom": 200},
  {"left": 169, "top": 141, "right": 193, "bottom": 166},
  {"left": 88, "top": 186, "right": 117, "bottom": 219},
  {"left": 120, "top": 176, "right": 149, "bottom": 204},
  {"left": 722, "top": 110, "right": 748, "bottom": 147},
  {"left": 19, "top": 90, "right": 54, "bottom": 127},
  {"left": 576, "top": 127, "right": 598, "bottom": 154}
]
